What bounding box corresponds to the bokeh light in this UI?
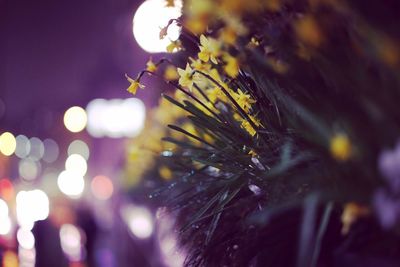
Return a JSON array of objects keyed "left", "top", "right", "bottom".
[
  {"left": 15, "top": 135, "right": 31, "bottom": 159},
  {"left": 57, "top": 170, "right": 85, "bottom": 198},
  {"left": 28, "top": 137, "right": 44, "bottom": 161},
  {"left": 16, "top": 190, "right": 50, "bottom": 229},
  {"left": 18, "top": 158, "right": 40, "bottom": 181},
  {"left": 63, "top": 106, "right": 87, "bottom": 133},
  {"left": 91, "top": 175, "right": 113, "bottom": 200},
  {"left": 0, "top": 132, "right": 17, "bottom": 156},
  {"left": 0, "top": 179, "right": 14, "bottom": 201},
  {"left": 2, "top": 250, "right": 18, "bottom": 267},
  {"left": 65, "top": 154, "right": 87, "bottom": 176},
  {"left": 17, "top": 228, "right": 35, "bottom": 250},
  {"left": 133, "top": 0, "right": 182, "bottom": 53},
  {"left": 86, "top": 98, "right": 146, "bottom": 138},
  {"left": 68, "top": 140, "right": 90, "bottom": 160},
  {"left": 59, "top": 224, "right": 83, "bottom": 261},
  {"left": 121, "top": 205, "right": 153, "bottom": 239},
  {"left": 0, "top": 198, "right": 11, "bottom": 236},
  {"left": 42, "top": 139, "right": 59, "bottom": 163}
]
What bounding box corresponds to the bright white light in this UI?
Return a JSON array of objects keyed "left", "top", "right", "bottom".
[
  {"left": 86, "top": 98, "right": 146, "bottom": 138},
  {"left": 65, "top": 154, "right": 87, "bottom": 176},
  {"left": 121, "top": 205, "right": 153, "bottom": 239},
  {"left": 0, "top": 199, "right": 11, "bottom": 235},
  {"left": 18, "top": 158, "right": 40, "bottom": 181},
  {"left": 0, "top": 198, "right": 8, "bottom": 217},
  {"left": 64, "top": 106, "right": 87, "bottom": 133},
  {"left": 18, "top": 246, "right": 36, "bottom": 267},
  {"left": 57, "top": 170, "right": 85, "bottom": 198},
  {"left": 68, "top": 140, "right": 90, "bottom": 160},
  {"left": 133, "top": 0, "right": 182, "bottom": 53},
  {"left": 59, "top": 224, "right": 82, "bottom": 261},
  {"left": 17, "top": 228, "right": 35, "bottom": 250},
  {"left": 16, "top": 190, "right": 50, "bottom": 229},
  {"left": 0, "top": 132, "right": 17, "bottom": 156},
  {"left": 0, "top": 217, "right": 11, "bottom": 235},
  {"left": 42, "top": 139, "right": 59, "bottom": 163},
  {"left": 15, "top": 135, "right": 31, "bottom": 158}
]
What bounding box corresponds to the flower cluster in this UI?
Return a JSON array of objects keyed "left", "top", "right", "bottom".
[{"left": 374, "top": 141, "right": 400, "bottom": 229}]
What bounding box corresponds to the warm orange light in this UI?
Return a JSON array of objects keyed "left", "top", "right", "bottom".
[
  {"left": 0, "top": 179, "right": 14, "bottom": 201},
  {"left": 91, "top": 175, "right": 113, "bottom": 200}
]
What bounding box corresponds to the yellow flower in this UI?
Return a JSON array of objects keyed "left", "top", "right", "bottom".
[
  {"left": 125, "top": 74, "right": 144, "bottom": 95},
  {"left": 233, "top": 89, "right": 256, "bottom": 112},
  {"left": 219, "top": 27, "right": 237, "bottom": 45},
  {"left": 241, "top": 120, "right": 257, "bottom": 136},
  {"left": 159, "top": 165, "right": 173, "bottom": 180},
  {"left": 166, "top": 40, "right": 182, "bottom": 53},
  {"left": 237, "top": 114, "right": 261, "bottom": 137},
  {"left": 146, "top": 58, "right": 157, "bottom": 72},
  {"left": 341, "top": 202, "right": 370, "bottom": 235},
  {"left": 164, "top": 0, "right": 175, "bottom": 7},
  {"left": 223, "top": 53, "right": 240, "bottom": 78},
  {"left": 294, "top": 15, "right": 323, "bottom": 47},
  {"left": 248, "top": 149, "right": 258, "bottom": 157},
  {"left": 330, "top": 133, "right": 352, "bottom": 161},
  {"left": 206, "top": 87, "right": 227, "bottom": 103},
  {"left": 182, "top": 122, "right": 197, "bottom": 136},
  {"left": 164, "top": 65, "right": 179, "bottom": 81},
  {"left": 198, "top": 34, "right": 221, "bottom": 64},
  {"left": 177, "top": 63, "right": 195, "bottom": 90},
  {"left": 190, "top": 57, "right": 212, "bottom": 72}
]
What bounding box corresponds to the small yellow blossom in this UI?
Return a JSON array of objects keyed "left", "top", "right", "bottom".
[
  {"left": 248, "top": 149, "right": 258, "bottom": 157},
  {"left": 166, "top": 40, "right": 182, "bottom": 53},
  {"left": 165, "top": 0, "right": 175, "bottom": 7},
  {"left": 223, "top": 53, "right": 240, "bottom": 78},
  {"left": 182, "top": 122, "right": 197, "bottom": 136},
  {"left": 241, "top": 120, "right": 257, "bottom": 136},
  {"left": 190, "top": 57, "right": 212, "bottom": 72},
  {"left": 146, "top": 58, "right": 157, "bottom": 72},
  {"left": 203, "top": 133, "right": 215, "bottom": 144},
  {"left": 164, "top": 65, "right": 179, "bottom": 81},
  {"left": 159, "top": 165, "right": 173, "bottom": 180},
  {"left": 198, "top": 34, "right": 221, "bottom": 64},
  {"left": 177, "top": 63, "right": 195, "bottom": 90},
  {"left": 341, "top": 202, "right": 370, "bottom": 235},
  {"left": 330, "top": 133, "right": 352, "bottom": 161},
  {"left": 294, "top": 15, "right": 324, "bottom": 47},
  {"left": 206, "top": 87, "right": 227, "bottom": 103},
  {"left": 237, "top": 114, "right": 261, "bottom": 137},
  {"left": 233, "top": 89, "right": 256, "bottom": 113},
  {"left": 219, "top": 27, "right": 237, "bottom": 45},
  {"left": 126, "top": 74, "right": 145, "bottom": 95}
]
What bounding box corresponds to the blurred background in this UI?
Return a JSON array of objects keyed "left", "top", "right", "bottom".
[{"left": 0, "top": 0, "right": 184, "bottom": 266}]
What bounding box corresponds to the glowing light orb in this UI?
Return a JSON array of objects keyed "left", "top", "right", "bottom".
[
  {"left": 63, "top": 106, "right": 87, "bottom": 133},
  {"left": 15, "top": 135, "right": 31, "bottom": 159},
  {"left": 91, "top": 175, "right": 113, "bottom": 200},
  {"left": 121, "top": 205, "right": 153, "bottom": 239},
  {"left": 57, "top": 170, "right": 85, "bottom": 198},
  {"left": 42, "top": 139, "right": 59, "bottom": 163},
  {"left": 0, "top": 132, "right": 16, "bottom": 156},
  {"left": 65, "top": 154, "right": 87, "bottom": 176},
  {"left": 59, "top": 224, "right": 83, "bottom": 261},
  {"left": 68, "top": 140, "right": 89, "bottom": 160},
  {"left": 133, "top": 0, "right": 182, "bottom": 53},
  {"left": 16, "top": 190, "right": 50, "bottom": 229},
  {"left": 17, "top": 228, "right": 35, "bottom": 250},
  {"left": 86, "top": 98, "right": 146, "bottom": 138},
  {"left": 18, "top": 158, "right": 40, "bottom": 181}
]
